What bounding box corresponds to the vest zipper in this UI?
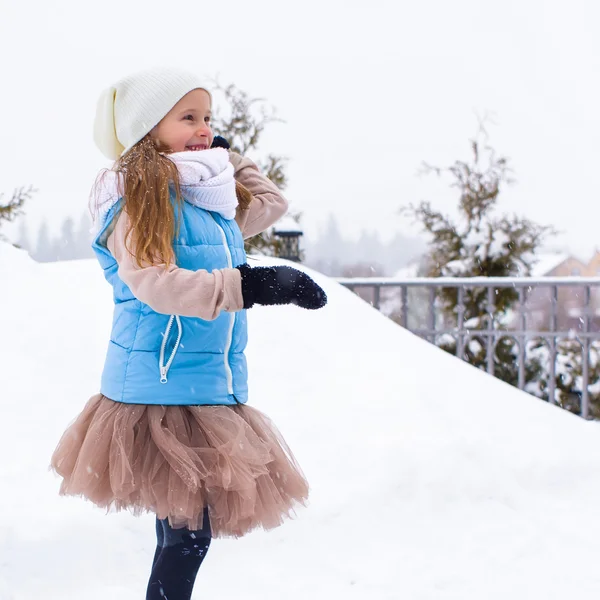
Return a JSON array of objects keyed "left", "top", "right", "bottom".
[
  {"left": 212, "top": 218, "right": 235, "bottom": 395},
  {"left": 159, "top": 314, "right": 183, "bottom": 384}
]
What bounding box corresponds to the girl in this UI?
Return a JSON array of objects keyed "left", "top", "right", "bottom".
[{"left": 51, "top": 67, "right": 327, "bottom": 600}]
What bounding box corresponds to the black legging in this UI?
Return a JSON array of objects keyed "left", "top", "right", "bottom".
[{"left": 146, "top": 508, "right": 212, "bottom": 600}]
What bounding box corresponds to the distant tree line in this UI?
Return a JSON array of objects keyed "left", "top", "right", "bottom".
[{"left": 15, "top": 212, "right": 94, "bottom": 262}]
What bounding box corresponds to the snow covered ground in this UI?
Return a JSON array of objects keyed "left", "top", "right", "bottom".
[{"left": 2, "top": 242, "right": 600, "bottom": 599}]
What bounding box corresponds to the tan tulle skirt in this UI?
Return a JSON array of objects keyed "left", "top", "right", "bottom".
[{"left": 50, "top": 394, "right": 309, "bottom": 538}]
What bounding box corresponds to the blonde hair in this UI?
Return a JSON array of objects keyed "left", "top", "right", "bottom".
[{"left": 109, "top": 136, "right": 253, "bottom": 268}]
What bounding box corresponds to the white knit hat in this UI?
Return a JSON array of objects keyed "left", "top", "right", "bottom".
[{"left": 93, "top": 67, "right": 210, "bottom": 160}]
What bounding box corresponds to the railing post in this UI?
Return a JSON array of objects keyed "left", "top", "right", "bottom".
[
  {"left": 548, "top": 286, "right": 558, "bottom": 404},
  {"left": 582, "top": 286, "right": 591, "bottom": 419},
  {"left": 373, "top": 284, "right": 381, "bottom": 311},
  {"left": 400, "top": 286, "right": 408, "bottom": 328},
  {"left": 456, "top": 286, "right": 465, "bottom": 359},
  {"left": 517, "top": 287, "right": 526, "bottom": 390},
  {"left": 486, "top": 287, "right": 495, "bottom": 376},
  {"left": 427, "top": 287, "right": 436, "bottom": 343}
]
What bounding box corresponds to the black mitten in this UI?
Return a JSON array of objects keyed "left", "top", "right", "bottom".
[
  {"left": 236, "top": 263, "right": 327, "bottom": 310},
  {"left": 211, "top": 136, "right": 231, "bottom": 149}
]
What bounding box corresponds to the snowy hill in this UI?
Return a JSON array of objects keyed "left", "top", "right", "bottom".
[{"left": 2, "top": 243, "right": 600, "bottom": 599}]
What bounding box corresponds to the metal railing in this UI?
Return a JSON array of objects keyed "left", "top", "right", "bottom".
[{"left": 335, "top": 276, "right": 600, "bottom": 419}]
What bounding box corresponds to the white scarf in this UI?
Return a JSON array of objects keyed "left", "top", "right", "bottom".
[{"left": 89, "top": 148, "right": 238, "bottom": 236}]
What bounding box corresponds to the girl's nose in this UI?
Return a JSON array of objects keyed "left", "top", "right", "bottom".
[{"left": 196, "top": 124, "right": 211, "bottom": 137}]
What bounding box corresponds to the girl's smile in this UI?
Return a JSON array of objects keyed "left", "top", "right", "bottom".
[{"left": 186, "top": 143, "right": 209, "bottom": 151}]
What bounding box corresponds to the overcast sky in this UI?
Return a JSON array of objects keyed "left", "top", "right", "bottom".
[{"left": 2, "top": 0, "right": 600, "bottom": 257}]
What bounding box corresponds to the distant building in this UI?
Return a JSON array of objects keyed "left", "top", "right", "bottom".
[
  {"left": 528, "top": 251, "right": 600, "bottom": 332},
  {"left": 585, "top": 250, "right": 600, "bottom": 277},
  {"left": 531, "top": 253, "right": 587, "bottom": 277}
]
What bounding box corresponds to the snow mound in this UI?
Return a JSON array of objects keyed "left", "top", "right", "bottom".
[
  {"left": 1, "top": 255, "right": 600, "bottom": 599},
  {"left": 0, "top": 241, "right": 37, "bottom": 272}
]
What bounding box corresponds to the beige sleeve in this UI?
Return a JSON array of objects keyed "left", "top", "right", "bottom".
[
  {"left": 106, "top": 211, "right": 244, "bottom": 321},
  {"left": 230, "top": 152, "right": 289, "bottom": 239}
]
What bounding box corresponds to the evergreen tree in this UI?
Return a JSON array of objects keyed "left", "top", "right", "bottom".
[
  {"left": 528, "top": 338, "right": 600, "bottom": 419},
  {"left": 75, "top": 211, "right": 94, "bottom": 259},
  {"left": 210, "top": 81, "right": 292, "bottom": 257},
  {"left": 35, "top": 220, "right": 53, "bottom": 262},
  {"left": 307, "top": 214, "right": 347, "bottom": 274},
  {"left": 403, "top": 126, "right": 553, "bottom": 388},
  {"left": 15, "top": 218, "right": 31, "bottom": 251},
  {"left": 55, "top": 217, "right": 76, "bottom": 261},
  {"left": 0, "top": 187, "right": 34, "bottom": 242},
  {"left": 356, "top": 229, "right": 384, "bottom": 266}
]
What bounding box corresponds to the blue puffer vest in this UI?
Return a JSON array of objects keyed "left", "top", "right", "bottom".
[{"left": 92, "top": 199, "right": 248, "bottom": 406}]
